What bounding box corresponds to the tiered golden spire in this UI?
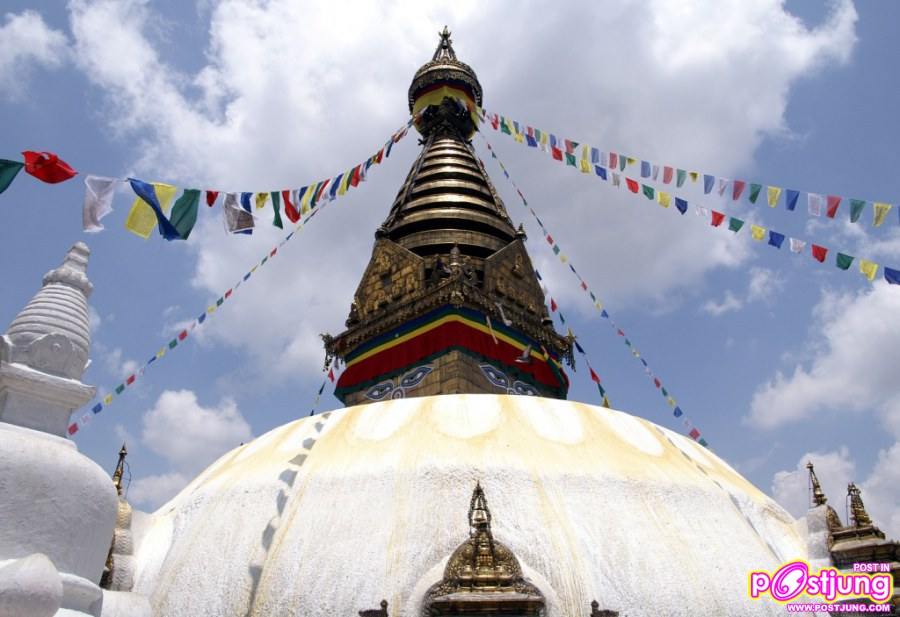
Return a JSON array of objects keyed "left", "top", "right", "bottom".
[
  {"left": 806, "top": 461, "right": 828, "bottom": 507},
  {"left": 112, "top": 442, "right": 127, "bottom": 495},
  {"left": 847, "top": 482, "right": 873, "bottom": 528}
]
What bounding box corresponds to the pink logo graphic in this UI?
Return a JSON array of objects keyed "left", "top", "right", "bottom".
[{"left": 749, "top": 561, "right": 892, "bottom": 604}]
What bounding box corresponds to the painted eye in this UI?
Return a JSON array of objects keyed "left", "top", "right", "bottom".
[
  {"left": 365, "top": 381, "right": 395, "bottom": 400},
  {"left": 391, "top": 388, "right": 405, "bottom": 399},
  {"left": 479, "top": 364, "right": 509, "bottom": 389},
  {"left": 400, "top": 365, "right": 433, "bottom": 388},
  {"left": 512, "top": 381, "right": 538, "bottom": 396}
]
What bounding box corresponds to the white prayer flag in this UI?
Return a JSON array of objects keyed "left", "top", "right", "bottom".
[
  {"left": 223, "top": 193, "right": 254, "bottom": 233},
  {"left": 82, "top": 175, "right": 118, "bottom": 232},
  {"left": 611, "top": 173, "right": 621, "bottom": 187},
  {"left": 789, "top": 237, "right": 806, "bottom": 253},
  {"left": 717, "top": 178, "right": 729, "bottom": 197},
  {"left": 652, "top": 164, "right": 659, "bottom": 180},
  {"left": 808, "top": 193, "right": 823, "bottom": 217}
]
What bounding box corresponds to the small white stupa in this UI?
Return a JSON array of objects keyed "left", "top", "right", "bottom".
[{"left": 0, "top": 243, "right": 148, "bottom": 617}]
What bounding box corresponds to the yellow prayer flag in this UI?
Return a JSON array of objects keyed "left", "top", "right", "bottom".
[
  {"left": 860, "top": 259, "right": 879, "bottom": 281},
  {"left": 207, "top": 305, "right": 216, "bottom": 314},
  {"left": 255, "top": 192, "right": 268, "bottom": 209},
  {"left": 688, "top": 171, "right": 699, "bottom": 182},
  {"left": 540, "top": 132, "right": 548, "bottom": 147},
  {"left": 300, "top": 184, "right": 314, "bottom": 213},
  {"left": 581, "top": 144, "right": 589, "bottom": 160},
  {"left": 658, "top": 191, "right": 671, "bottom": 208},
  {"left": 514, "top": 132, "right": 524, "bottom": 143},
  {"left": 124, "top": 182, "right": 177, "bottom": 239},
  {"left": 626, "top": 157, "right": 637, "bottom": 166},
  {"left": 580, "top": 158, "right": 591, "bottom": 173},
  {"left": 103, "top": 394, "right": 113, "bottom": 405},
  {"left": 560, "top": 254, "right": 568, "bottom": 263},
  {"left": 666, "top": 396, "right": 676, "bottom": 407},
  {"left": 750, "top": 224, "right": 766, "bottom": 241},
  {"left": 337, "top": 171, "right": 352, "bottom": 196},
  {"left": 594, "top": 301, "right": 603, "bottom": 310},
  {"left": 873, "top": 202, "right": 892, "bottom": 227},
  {"left": 767, "top": 186, "right": 782, "bottom": 207}
]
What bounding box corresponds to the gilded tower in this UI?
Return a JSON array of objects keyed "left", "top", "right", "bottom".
[{"left": 325, "top": 28, "right": 572, "bottom": 405}]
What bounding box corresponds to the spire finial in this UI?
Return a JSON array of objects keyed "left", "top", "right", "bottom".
[
  {"left": 433, "top": 25, "right": 456, "bottom": 61},
  {"left": 847, "top": 482, "right": 873, "bottom": 528},
  {"left": 112, "top": 442, "right": 128, "bottom": 496},
  {"left": 468, "top": 481, "right": 491, "bottom": 532},
  {"left": 807, "top": 461, "right": 828, "bottom": 507}
]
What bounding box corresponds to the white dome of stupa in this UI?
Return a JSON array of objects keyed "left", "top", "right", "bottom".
[{"left": 130, "top": 394, "right": 807, "bottom": 617}]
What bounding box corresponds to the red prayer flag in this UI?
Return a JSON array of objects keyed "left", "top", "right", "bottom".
[
  {"left": 711, "top": 210, "right": 726, "bottom": 227},
  {"left": 811, "top": 244, "right": 828, "bottom": 263},
  {"left": 67, "top": 423, "right": 79, "bottom": 436},
  {"left": 178, "top": 329, "right": 188, "bottom": 341},
  {"left": 564, "top": 139, "right": 577, "bottom": 154},
  {"left": 374, "top": 148, "right": 384, "bottom": 164},
  {"left": 270, "top": 248, "right": 277, "bottom": 257},
  {"left": 617, "top": 329, "right": 624, "bottom": 336},
  {"left": 550, "top": 298, "right": 558, "bottom": 312},
  {"left": 626, "top": 178, "right": 639, "bottom": 193},
  {"left": 282, "top": 190, "right": 299, "bottom": 223},
  {"left": 349, "top": 165, "right": 361, "bottom": 187},
  {"left": 826, "top": 195, "right": 841, "bottom": 218},
  {"left": 491, "top": 115, "right": 499, "bottom": 130},
  {"left": 546, "top": 235, "right": 554, "bottom": 245},
  {"left": 126, "top": 374, "right": 135, "bottom": 385},
  {"left": 225, "top": 288, "right": 233, "bottom": 299},
  {"left": 315, "top": 179, "right": 330, "bottom": 202},
  {"left": 22, "top": 151, "right": 77, "bottom": 184},
  {"left": 206, "top": 191, "right": 219, "bottom": 207},
  {"left": 689, "top": 428, "right": 701, "bottom": 440},
  {"left": 580, "top": 281, "right": 588, "bottom": 291},
  {"left": 551, "top": 146, "right": 563, "bottom": 161},
  {"left": 589, "top": 367, "right": 601, "bottom": 383},
  {"left": 732, "top": 180, "right": 746, "bottom": 200},
  {"left": 328, "top": 368, "right": 335, "bottom": 383},
  {"left": 653, "top": 378, "right": 661, "bottom": 388},
  {"left": 609, "top": 153, "right": 618, "bottom": 169},
  {"left": 662, "top": 166, "right": 673, "bottom": 184}
]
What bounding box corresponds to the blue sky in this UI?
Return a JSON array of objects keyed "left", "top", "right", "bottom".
[{"left": 1, "top": 1, "right": 898, "bottom": 535}]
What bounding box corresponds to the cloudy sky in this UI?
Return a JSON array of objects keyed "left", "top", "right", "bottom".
[{"left": 1, "top": 1, "right": 898, "bottom": 537}]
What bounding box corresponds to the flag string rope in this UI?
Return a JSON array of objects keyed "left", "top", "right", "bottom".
[
  {"left": 478, "top": 131, "right": 711, "bottom": 447},
  {"left": 482, "top": 109, "right": 897, "bottom": 231},
  {"left": 482, "top": 111, "right": 900, "bottom": 287},
  {"left": 66, "top": 121, "right": 413, "bottom": 436}
]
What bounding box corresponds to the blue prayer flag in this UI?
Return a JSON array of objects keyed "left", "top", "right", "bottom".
[
  {"left": 785, "top": 189, "right": 800, "bottom": 211},
  {"left": 574, "top": 341, "right": 585, "bottom": 353},
  {"left": 703, "top": 174, "right": 715, "bottom": 194},
  {"left": 591, "top": 147, "right": 600, "bottom": 164},
  {"left": 240, "top": 192, "right": 253, "bottom": 212},
  {"left": 525, "top": 135, "right": 537, "bottom": 147},
  {"left": 128, "top": 179, "right": 182, "bottom": 240},
  {"left": 885, "top": 267, "right": 900, "bottom": 285},
  {"left": 92, "top": 403, "right": 102, "bottom": 414},
  {"left": 768, "top": 231, "right": 786, "bottom": 248},
  {"left": 600, "top": 310, "right": 609, "bottom": 318},
  {"left": 198, "top": 313, "right": 206, "bottom": 324},
  {"left": 329, "top": 174, "right": 343, "bottom": 199},
  {"left": 641, "top": 161, "right": 651, "bottom": 178},
  {"left": 535, "top": 269, "right": 542, "bottom": 280},
  {"left": 594, "top": 165, "right": 607, "bottom": 180},
  {"left": 675, "top": 198, "right": 688, "bottom": 214},
  {"left": 674, "top": 407, "right": 683, "bottom": 417}
]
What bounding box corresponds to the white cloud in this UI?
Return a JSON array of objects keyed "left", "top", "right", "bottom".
[
  {"left": 0, "top": 10, "right": 69, "bottom": 100},
  {"left": 66, "top": 0, "right": 858, "bottom": 376},
  {"left": 747, "top": 267, "right": 785, "bottom": 304},
  {"left": 128, "top": 471, "right": 188, "bottom": 507},
  {"left": 101, "top": 345, "right": 139, "bottom": 379},
  {"left": 702, "top": 290, "right": 742, "bottom": 316},
  {"left": 771, "top": 446, "right": 899, "bottom": 539},
  {"left": 140, "top": 389, "right": 251, "bottom": 476}
]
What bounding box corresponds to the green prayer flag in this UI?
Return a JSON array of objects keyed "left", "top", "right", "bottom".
[
  {"left": 676, "top": 169, "right": 686, "bottom": 187},
  {"left": 0, "top": 159, "right": 24, "bottom": 194},
  {"left": 565, "top": 153, "right": 576, "bottom": 166},
  {"left": 642, "top": 184, "right": 655, "bottom": 200},
  {"left": 500, "top": 119, "right": 511, "bottom": 135},
  {"left": 114, "top": 384, "right": 125, "bottom": 394},
  {"left": 168, "top": 339, "right": 178, "bottom": 349},
  {"left": 619, "top": 156, "right": 626, "bottom": 171},
  {"left": 169, "top": 189, "right": 201, "bottom": 240},
  {"left": 849, "top": 199, "right": 865, "bottom": 223},
  {"left": 836, "top": 252, "right": 854, "bottom": 270},
  {"left": 597, "top": 383, "right": 606, "bottom": 397},
  {"left": 661, "top": 387, "right": 668, "bottom": 397},
  {"left": 216, "top": 297, "right": 224, "bottom": 306},
  {"left": 748, "top": 183, "right": 762, "bottom": 203},
  {"left": 728, "top": 217, "right": 745, "bottom": 232},
  {"left": 552, "top": 244, "right": 560, "bottom": 255},
  {"left": 270, "top": 191, "right": 283, "bottom": 229}
]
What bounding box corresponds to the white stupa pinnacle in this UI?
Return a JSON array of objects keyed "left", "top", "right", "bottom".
[{"left": 0, "top": 242, "right": 96, "bottom": 436}]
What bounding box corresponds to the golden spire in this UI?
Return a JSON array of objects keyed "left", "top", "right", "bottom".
[
  {"left": 806, "top": 461, "right": 828, "bottom": 507},
  {"left": 112, "top": 443, "right": 127, "bottom": 496},
  {"left": 847, "top": 482, "right": 873, "bottom": 528}
]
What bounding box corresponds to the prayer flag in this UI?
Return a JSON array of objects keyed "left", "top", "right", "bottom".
[
  {"left": 125, "top": 180, "right": 180, "bottom": 239},
  {"left": 22, "top": 151, "right": 77, "bottom": 183},
  {"left": 768, "top": 231, "right": 785, "bottom": 248},
  {"left": 255, "top": 192, "right": 268, "bottom": 209},
  {"left": 748, "top": 183, "right": 762, "bottom": 203},
  {"left": 689, "top": 428, "right": 701, "bottom": 440},
  {"left": 641, "top": 160, "right": 651, "bottom": 178},
  {"left": 873, "top": 202, "right": 892, "bottom": 227},
  {"left": 551, "top": 146, "right": 563, "bottom": 161},
  {"left": 789, "top": 237, "right": 806, "bottom": 253},
  {"left": 594, "top": 165, "right": 607, "bottom": 180},
  {"left": 223, "top": 192, "right": 254, "bottom": 234},
  {"left": 609, "top": 152, "right": 618, "bottom": 169},
  {"left": 169, "top": 188, "right": 201, "bottom": 240},
  {"left": 270, "top": 191, "right": 284, "bottom": 228},
  {"left": 688, "top": 171, "right": 699, "bottom": 183},
  {"left": 580, "top": 158, "right": 591, "bottom": 173},
  {"left": 703, "top": 174, "right": 714, "bottom": 194},
  {"left": 717, "top": 178, "right": 729, "bottom": 196},
  {"left": 240, "top": 192, "right": 253, "bottom": 212},
  {"left": 591, "top": 147, "right": 600, "bottom": 164},
  {"left": 653, "top": 378, "right": 661, "bottom": 388},
  {"left": 662, "top": 166, "right": 673, "bottom": 184},
  {"left": 525, "top": 134, "right": 537, "bottom": 147},
  {"left": 750, "top": 224, "right": 766, "bottom": 241},
  {"left": 282, "top": 189, "right": 299, "bottom": 222},
  {"left": 785, "top": 189, "right": 799, "bottom": 211},
  {"left": 564, "top": 139, "right": 578, "bottom": 153},
  {"left": 732, "top": 180, "right": 746, "bottom": 200},
  {"left": 710, "top": 211, "right": 725, "bottom": 227},
  {"left": 205, "top": 191, "right": 219, "bottom": 207},
  {"left": 849, "top": 199, "right": 865, "bottom": 222},
  {"left": 642, "top": 184, "right": 655, "bottom": 200},
  {"left": 675, "top": 197, "right": 688, "bottom": 214},
  {"left": 299, "top": 184, "right": 313, "bottom": 213},
  {"left": 884, "top": 266, "right": 900, "bottom": 285},
  {"left": 626, "top": 178, "right": 639, "bottom": 193},
  {"left": 575, "top": 340, "right": 585, "bottom": 353},
  {"left": 612, "top": 173, "right": 621, "bottom": 187},
  {"left": 500, "top": 117, "right": 511, "bottom": 134},
  {"left": 0, "top": 159, "right": 24, "bottom": 194},
  {"left": 328, "top": 368, "right": 335, "bottom": 383},
  {"left": 658, "top": 191, "right": 671, "bottom": 208},
  {"left": 565, "top": 152, "right": 576, "bottom": 166},
  {"left": 329, "top": 174, "right": 343, "bottom": 200},
  {"left": 859, "top": 259, "right": 878, "bottom": 281},
  {"left": 728, "top": 217, "right": 744, "bottom": 233},
  {"left": 589, "top": 367, "right": 601, "bottom": 383},
  {"left": 550, "top": 298, "right": 557, "bottom": 312},
  {"left": 652, "top": 164, "right": 659, "bottom": 180},
  {"left": 676, "top": 169, "right": 686, "bottom": 187},
  {"left": 767, "top": 186, "right": 782, "bottom": 207},
  {"left": 826, "top": 195, "right": 841, "bottom": 218},
  {"left": 811, "top": 244, "right": 828, "bottom": 263},
  {"left": 82, "top": 175, "right": 117, "bottom": 232},
  {"left": 338, "top": 169, "right": 352, "bottom": 195},
  {"left": 836, "top": 253, "right": 854, "bottom": 270},
  {"left": 808, "top": 193, "right": 823, "bottom": 216}
]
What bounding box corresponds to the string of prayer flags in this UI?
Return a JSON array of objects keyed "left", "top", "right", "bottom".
[
  {"left": 483, "top": 110, "right": 896, "bottom": 229},
  {"left": 480, "top": 133, "right": 708, "bottom": 445}
]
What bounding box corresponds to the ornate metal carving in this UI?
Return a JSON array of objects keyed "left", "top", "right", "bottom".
[
  {"left": 807, "top": 461, "right": 828, "bottom": 507},
  {"left": 423, "top": 483, "right": 545, "bottom": 616},
  {"left": 848, "top": 482, "right": 873, "bottom": 528},
  {"left": 588, "top": 599, "right": 620, "bottom": 617},
  {"left": 358, "top": 599, "right": 388, "bottom": 617}
]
